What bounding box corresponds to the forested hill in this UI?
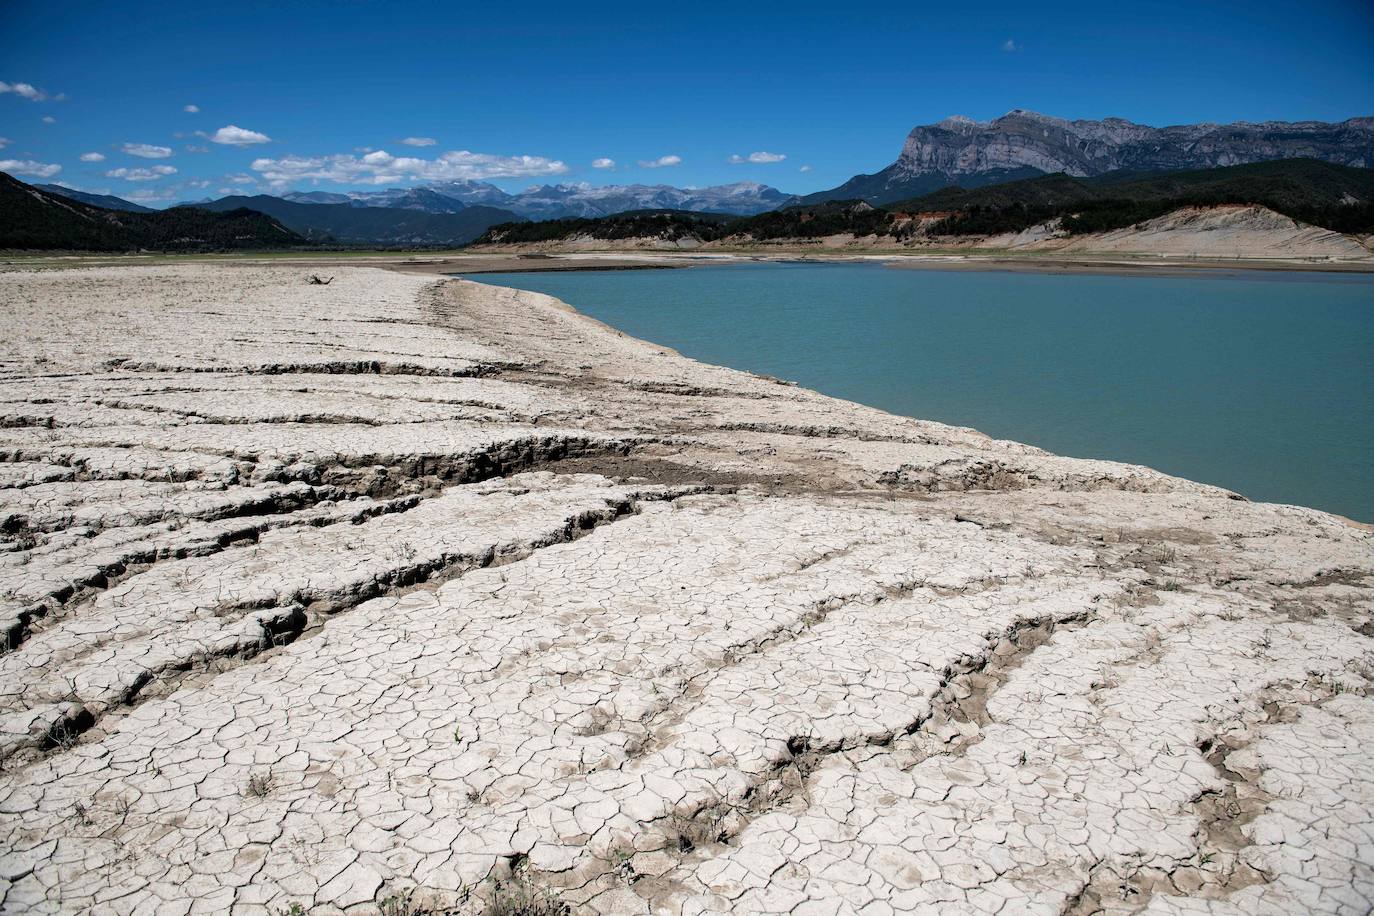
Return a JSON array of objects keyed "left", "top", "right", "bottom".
[
  {"left": 186, "top": 195, "right": 522, "bottom": 246},
  {"left": 890, "top": 158, "right": 1374, "bottom": 235},
  {"left": 0, "top": 172, "right": 304, "bottom": 251},
  {"left": 474, "top": 159, "right": 1374, "bottom": 244}
]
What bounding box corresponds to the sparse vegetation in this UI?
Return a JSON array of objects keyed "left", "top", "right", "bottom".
[
  {"left": 245, "top": 768, "right": 275, "bottom": 797},
  {"left": 666, "top": 805, "right": 728, "bottom": 853},
  {"left": 485, "top": 874, "right": 569, "bottom": 916},
  {"left": 377, "top": 885, "right": 469, "bottom": 916}
]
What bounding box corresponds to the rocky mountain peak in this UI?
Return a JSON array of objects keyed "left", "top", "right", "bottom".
[{"left": 805, "top": 112, "right": 1374, "bottom": 205}]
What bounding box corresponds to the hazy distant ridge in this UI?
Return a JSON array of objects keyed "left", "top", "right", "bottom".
[{"left": 288, "top": 180, "right": 797, "bottom": 219}]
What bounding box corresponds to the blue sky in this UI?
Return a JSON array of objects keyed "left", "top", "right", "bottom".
[{"left": 2, "top": 0, "right": 1371, "bottom": 207}]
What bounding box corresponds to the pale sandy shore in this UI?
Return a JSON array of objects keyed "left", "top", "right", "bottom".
[
  {"left": 0, "top": 264, "right": 1370, "bottom": 915},
  {"left": 9, "top": 248, "right": 1374, "bottom": 280},
  {"left": 448, "top": 250, "right": 1374, "bottom": 277}
]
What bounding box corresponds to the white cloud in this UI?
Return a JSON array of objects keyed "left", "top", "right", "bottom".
[
  {"left": 184, "top": 104, "right": 200, "bottom": 113},
  {"left": 184, "top": 144, "right": 210, "bottom": 153},
  {"left": 0, "top": 81, "right": 60, "bottom": 102},
  {"left": 638, "top": 155, "right": 681, "bottom": 168},
  {"left": 250, "top": 148, "right": 570, "bottom": 186},
  {"left": 123, "top": 188, "right": 175, "bottom": 203},
  {"left": 1, "top": 159, "right": 62, "bottom": 178},
  {"left": 106, "top": 165, "right": 177, "bottom": 181},
  {"left": 728, "top": 151, "right": 786, "bottom": 164},
  {"left": 799, "top": 164, "right": 813, "bottom": 172},
  {"left": 399, "top": 136, "right": 436, "bottom": 147},
  {"left": 1002, "top": 39, "right": 1017, "bottom": 52},
  {"left": 591, "top": 158, "right": 615, "bottom": 169},
  {"left": 0, "top": 137, "right": 9, "bottom": 149},
  {"left": 80, "top": 151, "right": 106, "bottom": 162},
  {"left": 228, "top": 173, "right": 255, "bottom": 184},
  {"left": 41, "top": 116, "right": 55, "bottom": 124},
  {"left": 122, "top": 142, "right": 174, "bottom": 159},
  {"left": 209, "top": 125, "right": 271, "bottom": 146},
  {"left": 2, "top": 159, "right": 62, "bottom": 178}
]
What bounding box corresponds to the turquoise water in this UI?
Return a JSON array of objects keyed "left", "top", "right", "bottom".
[{"left": 468, "top": 263, "right": 1374, "bottom": 521}]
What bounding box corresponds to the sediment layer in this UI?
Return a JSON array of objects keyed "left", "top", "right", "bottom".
[{"left": 0, "top": 265, "right": 1370, "bottom": 915}]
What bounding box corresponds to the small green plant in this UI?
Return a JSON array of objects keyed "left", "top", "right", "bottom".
[
  {"left": 379, "top": 886, "right": 466, "bottom": 916},
  {"left": 1162, "top": 580, "right": 1181, "bottom": 592},
  {"left": 613, "top": 848, "right": 638, "bottom": 885},
  {"left": 485, "top": 875, "right": 568, "bottom": 916},
  {"left": 1200, "top": 852, "right": 1216, "bottom": 866},
  {"left": 49, "top": 719, "right": 81, "bottom": 751},
  {"left": 666, "top": 807, "right": 727, "bottom": 853},
  {"left": 246, "top": 769, "right": 275, "bottom": 797},
  {"left": 273, "top": 904, "right": 306, "bottom": 916}
]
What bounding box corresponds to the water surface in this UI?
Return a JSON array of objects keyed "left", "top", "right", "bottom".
[{"left": 468, "top": 262, "right": 1374, "bottom": 521}]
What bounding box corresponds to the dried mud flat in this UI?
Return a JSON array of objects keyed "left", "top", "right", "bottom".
[{"left": 0, "top": 264, "right": 1371, "bottom": 916}]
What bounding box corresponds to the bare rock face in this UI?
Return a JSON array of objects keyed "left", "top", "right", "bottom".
[
  {"left": 812, "top": 110, "right": 1374, "bottom": 204},
  {"left": 0, "top": 265, "right": 1370, "bottom": 915},
  {"left": 901, "top": 111, "right": 1374, "bottom": 178}
]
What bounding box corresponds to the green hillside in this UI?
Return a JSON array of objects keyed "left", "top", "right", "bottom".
[
  {"left": 475, "top": 159, "right": 1374, "bottom": 245},
  {"left": 36, "top": 184, "right": 156, "bottom": 213},
  {"left": 1, "top": 172, "right": 304, "bottom": 251},
  {"left": 479, "top": 210, "right": 732, "bottom": 244},
  {"left": 188, "top": 195, "right": 522, "bottom": 246},
  {"left": 889, "top": 158, "right": 1374, "bottom": 235},
  {"left": 475, "top": 203, "right": 889, "bottom": 245}
]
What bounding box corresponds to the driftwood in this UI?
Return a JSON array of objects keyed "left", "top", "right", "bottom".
[{"left": 307, "top": 275, "right": 334, "bottom": 285}]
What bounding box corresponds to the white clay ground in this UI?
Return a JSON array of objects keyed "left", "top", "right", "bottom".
[{"left": 0, "top": 265, "right": 1370, "bottom": 915}]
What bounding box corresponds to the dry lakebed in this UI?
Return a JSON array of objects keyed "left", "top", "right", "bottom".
[{"left": 0, "top": 263, "right": 1370, "bottom": 915}]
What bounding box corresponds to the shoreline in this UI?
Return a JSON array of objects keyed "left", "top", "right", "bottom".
[
  {"left": 452, "top": 247, "right": 1374, "bottom": 278},
  {"left": 1, "top": 264, "right": 1372, "bottom": 913},
  {"left": 469, "top": 270, "right": 1372, "bottom": 526},
  {"left": 8, "top": 247, "right": 1374, "bottom": 281}
]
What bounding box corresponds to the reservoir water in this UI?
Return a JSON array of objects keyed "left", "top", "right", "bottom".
[{"left": 468, "top": 262, "right": 1374, "bottom": 522}]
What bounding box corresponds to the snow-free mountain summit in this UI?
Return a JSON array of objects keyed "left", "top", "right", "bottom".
[{"left": 806, "top": 110, "right": 1374, "bottom": 204}]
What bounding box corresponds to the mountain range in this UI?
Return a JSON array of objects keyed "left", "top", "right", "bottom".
[
  {"left": 284, "top": 180, "right": 796, "bottom": 219},
  {"left": 804, "top": 111, "right": 1374, "bottom": 204},
  {"left": 474, "top": 159, "right": 1374, "bottom": 246},
  {"left": 18, "top": 110, "right": 1374, "bottom": 249}
]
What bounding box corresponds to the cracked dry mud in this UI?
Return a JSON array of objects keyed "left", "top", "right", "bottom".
[{"left": 0, "top": 265, "right": 1370, "bottom": 916}]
